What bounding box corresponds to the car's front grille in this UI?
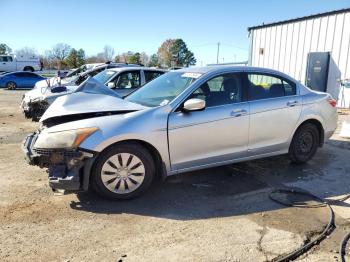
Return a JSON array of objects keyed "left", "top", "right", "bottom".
[{"left": 34, "top": 148, "right": 81, "bottom": 158}]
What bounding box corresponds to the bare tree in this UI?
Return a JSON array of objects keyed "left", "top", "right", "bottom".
[
  {"left": 15, "top": 47, "right": 37, "bottom": 57},
  {"left": 103, "top": 45, "right": 115, "bottom": 61},
  {"left": 51, "top": 43, "right": 71, "bottom": 68}
]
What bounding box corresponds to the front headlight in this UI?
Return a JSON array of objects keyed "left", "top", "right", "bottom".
[{"left": 34, "top": 127, "right": 99, "bottom": 149}]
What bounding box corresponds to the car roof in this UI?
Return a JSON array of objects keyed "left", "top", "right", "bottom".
[
  {"left": 174, "top": 66, "right": 296, "bottom": 81},
  {"left": 106, "top": 67, "right": 166, "bottom": 72}
]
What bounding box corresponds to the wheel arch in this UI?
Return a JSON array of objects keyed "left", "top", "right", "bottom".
[
  {"left": 85, "top": 139, "right": 167, "bottom": 190},
  {"left": 293, "top": 118, "right": 325, "bottom": 147},
  {"left": 23, "top": 66, "right": 34, "bottom": 72},
  {"left": 6, "top": 81, "right": 17, "bottom": 89}
]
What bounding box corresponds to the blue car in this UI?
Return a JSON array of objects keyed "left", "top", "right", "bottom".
[{"left": 0, "top": 71, "right": 46, "bottom": 90}]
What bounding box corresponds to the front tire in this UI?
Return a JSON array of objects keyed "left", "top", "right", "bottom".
[
  {"left": 6, "top": 81, "right": 17, "bottom": 90},
  {"left": 289, "top": 123, "right": 320, "bottom": 163},
  {"left": 91, "top": 143, "right": 155, "bottom": 200}
]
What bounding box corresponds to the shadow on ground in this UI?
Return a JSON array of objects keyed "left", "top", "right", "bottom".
[{"left": 70, "top": 148, "right": 350, "bottom": 220}]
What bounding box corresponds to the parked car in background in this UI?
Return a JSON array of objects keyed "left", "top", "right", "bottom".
[
  {"left": 34, "top": 62, "right": 142, "bottom": 90},
  {"left": 0, "top": 54, "right": 41, "bottom": 72},
  {"left": 94, "top": 67, "right": 165, "bottom": 97},
  {"left": 21, "top": 66, "right": 165, "bottom": 121},
  {"left": 0, "top": 71, "right": 45, "bottom": 89},
  {"left": 22, "top": 66, "right": 338, "bottom": 199}
]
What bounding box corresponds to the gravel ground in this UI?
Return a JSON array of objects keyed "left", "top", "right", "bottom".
[{"left": 0, "top": 89, "right": 350, "bottom": 262}]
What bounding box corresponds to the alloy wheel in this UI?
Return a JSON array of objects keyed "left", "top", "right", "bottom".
[{"left": 7, "top": 82, "right": 16, "bottom": 90}]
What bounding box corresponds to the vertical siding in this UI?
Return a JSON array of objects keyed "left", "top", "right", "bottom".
[
  {"left": 289, "top": 22, "right": 299, "bottom": 78},
  {"left": 332, "top": 13, "right": 345, "bottom": 66},
  {"left": 339, "top": 13, "right": 350, "bottom": 78},
  {"left": 317, "top": 16, "right": 328, "bottom": 51},
  {"left": 296, "top": 21, "right": 307, "bottom": 81},
  {"left": 249, "top": 10, "right": 350, "bottom": 96}
]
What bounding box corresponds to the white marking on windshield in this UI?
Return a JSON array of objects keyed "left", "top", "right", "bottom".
[
  {"left": 181, "top": 72, "right": 202, "bottom": 79},
  {"left": 160, "top": 99, "right": 170, "bottom": 106}
]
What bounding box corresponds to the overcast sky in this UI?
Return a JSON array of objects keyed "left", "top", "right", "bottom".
[{"left": 1, "top": 0, "right": 350, "bottom": 65}]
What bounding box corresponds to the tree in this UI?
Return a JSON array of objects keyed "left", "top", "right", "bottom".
[
  {"left": 0, "top": 44, "right": 12, "bottom": 55},
  {"left": 128, "top": 52, "right": 141, "bottom": 64},
  {"left": 15, "top": 47, "right": 37, "bottom": 57},
  {"left": 157, "top": 39, "right": 175, "bottom": 67},
  {"left": 51, "top": 43, "right": 71, "bottom": 69},
  {"left": 147, "top": 54, "right": 159, "bottom": 67},
  {"left": 76, "top": 48, "right": 86, "bottom": 66},
  {"left": 114, "top": 51, "right": 144, "bottom": 64},
  {"left": 103, "top": 45, "right": 115, "bottom": 61},
  {"left": 65, "top": 48, "right": 78, "bottom": 68},
  {"left": 157, "top": 38, "right": 196, "bottom": 67},
  {"left": 114, "top": 54, "right": 122, "bottom": 63},
  {"left": 171, "top": 39, "right": 196, "bottom": 67},
  {"left": 140, "top": 52, "right": 149, "bottom": 65}
]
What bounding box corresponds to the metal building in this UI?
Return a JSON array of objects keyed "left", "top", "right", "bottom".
[{"left": 248, "top": 8, "right": 350, "bottom": 107}]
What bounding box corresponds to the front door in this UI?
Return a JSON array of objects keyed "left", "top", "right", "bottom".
[
  {"left": 245, "top": 72, "right": 302, "bottom": 155},
  {"left": 168, "top": 73, "right": 249, "bottom": 172}
]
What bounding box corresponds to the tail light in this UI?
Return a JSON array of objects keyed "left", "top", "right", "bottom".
[{"left": 327, "top": 98, "right": 337, "bottom": 108}]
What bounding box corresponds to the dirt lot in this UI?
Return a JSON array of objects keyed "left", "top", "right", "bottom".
[{"left": 0, "top": 89, "right": 350, "bottom": 262}]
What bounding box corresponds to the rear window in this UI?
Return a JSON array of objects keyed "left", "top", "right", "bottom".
[{"left": 247, "top": 73, "right": 296, "bottom": 101}]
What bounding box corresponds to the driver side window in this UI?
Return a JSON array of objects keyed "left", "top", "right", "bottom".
[
  {"left": 113, "top": 71, "right": 141, "bottom": 89},
  {"left": 190, "top": 73, "right": 243, "bottom": 107}
]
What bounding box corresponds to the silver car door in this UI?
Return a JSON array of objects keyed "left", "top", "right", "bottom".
[
  {"left": 168, "top": 73, "right": 249, "bottom": 172},
  {"left": 246, "top": 72, "right": 302, "bottom": 155}
]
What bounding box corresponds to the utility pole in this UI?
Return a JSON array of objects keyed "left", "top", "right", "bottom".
[{"left": 216, "top": 42, "right": 220, "bottom": 64}]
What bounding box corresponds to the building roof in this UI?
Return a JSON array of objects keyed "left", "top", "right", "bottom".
[{"left": 248, "top": 7, "right": 350, "bottom": 31}]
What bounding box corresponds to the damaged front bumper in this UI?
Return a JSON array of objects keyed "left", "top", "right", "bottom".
[{"left": 22, "top": 132, "right": 95, "bottom": 192}]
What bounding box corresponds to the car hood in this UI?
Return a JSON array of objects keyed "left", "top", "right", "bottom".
[
  {"left": 40, "top": 78, "right": 147, "bottom": 124},
  {"left": 23, "top": 84, "right": 78, "bottom": 102}
]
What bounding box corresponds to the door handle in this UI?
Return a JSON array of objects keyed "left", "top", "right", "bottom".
[
  {"left": 287, "top": 101, "right": 298, "bottom": 107},
  {"left": 231, "top": 109, "right": 248, "bottom": 117}
]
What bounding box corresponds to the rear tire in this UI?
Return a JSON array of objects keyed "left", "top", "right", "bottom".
[
  {"left": 91, "top": 142, "right": 155, "bottom": 200},
  {"left": 289, "top": 123, "right": 320, "bottom": 163},
  {"left": 6, "top": 81, "right": 17, "bottom": 90}
]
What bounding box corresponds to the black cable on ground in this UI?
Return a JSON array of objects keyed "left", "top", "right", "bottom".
[
  {"left": 269, "top": 188, "right": 336, "bottom": 262},
  {"left": 340, "top": 232, "right": 350, "bottom": 262}
]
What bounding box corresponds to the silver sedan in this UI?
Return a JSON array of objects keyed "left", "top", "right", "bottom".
[{"left": 23, "top": 66, "right": 338, "bottom": 199}]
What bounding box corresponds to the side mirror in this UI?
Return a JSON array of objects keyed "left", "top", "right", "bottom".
[
  {"left": 107, "top": 82, "right": 116, "bottom": 88},
  {"left": 183, "top": 98, "right": 206, "bottom": 112}
]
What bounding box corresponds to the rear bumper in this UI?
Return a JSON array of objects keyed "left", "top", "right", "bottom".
[{"left": 22, "top": 133, "right": 94, "bottom": 192}]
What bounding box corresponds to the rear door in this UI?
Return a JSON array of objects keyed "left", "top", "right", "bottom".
[{"left": 245, "top": 72, "right": 302, "bottom": 155}]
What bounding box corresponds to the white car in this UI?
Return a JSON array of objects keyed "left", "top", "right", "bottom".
[
  {"left": 33, "top": 63, "right": 104, "bottom": 90},
  {"left": 21, "top": 66, "right": 164, "bottom": 121},
  {"left": 0, "top": 54, "right": 41, "bottom": 72}
]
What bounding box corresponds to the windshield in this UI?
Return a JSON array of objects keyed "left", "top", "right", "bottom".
[
  {"left": 66, "top": 65, "right": 87, "bottom": 77},
  {"left": 126, "top": 71, "right": 202, "bottom": 107},
  {"left": 93, "top": 69, "right": 118, "bottom": 84}
]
